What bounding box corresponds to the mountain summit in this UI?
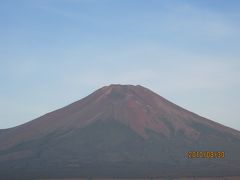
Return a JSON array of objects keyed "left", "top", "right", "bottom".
[{"left": 0, "top": 84, "right": 240, "bottom": 179}]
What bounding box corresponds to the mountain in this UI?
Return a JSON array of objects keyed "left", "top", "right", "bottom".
[{"left": 0, "top": 84, "right": 240, "bottom": 179}]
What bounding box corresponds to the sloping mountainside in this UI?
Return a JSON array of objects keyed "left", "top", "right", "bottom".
[{"left": 0, "top": 84, "right": 240, "bottom": 179}]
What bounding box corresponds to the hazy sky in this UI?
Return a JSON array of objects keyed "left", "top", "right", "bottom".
[{"left": 1, "top": 0, "right": 240, "bottom": 130}]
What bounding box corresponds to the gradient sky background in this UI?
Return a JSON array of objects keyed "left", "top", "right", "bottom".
[{"left": 1, "top": 0, "right": 240, "bottom": 130}]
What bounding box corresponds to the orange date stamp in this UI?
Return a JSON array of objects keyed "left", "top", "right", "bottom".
[{"left": 187, "top": 151, "right": 225, "bottom": 158}]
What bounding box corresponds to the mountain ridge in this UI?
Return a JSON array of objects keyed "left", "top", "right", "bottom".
[{"left": 0, "top": 84, "right": 240, "bottom": 179}]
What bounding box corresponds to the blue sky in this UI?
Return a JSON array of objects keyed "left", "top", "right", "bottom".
[{"left": 1, "top": 0, "right": 240, "bottom": 130}]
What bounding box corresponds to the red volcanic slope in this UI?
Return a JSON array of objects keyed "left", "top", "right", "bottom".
[
  {"left": 0, "top": 84, "right": 240, "bottom": 179},
  {"left": 0, "top": 84, "right": 239, "bottom": 151}
]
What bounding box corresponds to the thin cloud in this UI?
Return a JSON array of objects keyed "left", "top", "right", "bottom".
[{"left": 163, "top": 2, "right": 239, "bottom": 39}]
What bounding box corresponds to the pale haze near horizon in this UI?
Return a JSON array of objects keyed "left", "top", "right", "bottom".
[{"left": 0, "top": 0, "right": 240, "bottom": 130}]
